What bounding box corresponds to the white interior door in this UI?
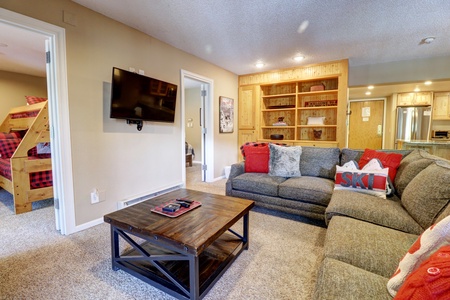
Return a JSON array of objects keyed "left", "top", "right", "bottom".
[
  {"left": 181, "top": 70, "right": 214, "bottom": 183},
  {"left": 1, "top": 8, "right": 75, "bottom": 234}
]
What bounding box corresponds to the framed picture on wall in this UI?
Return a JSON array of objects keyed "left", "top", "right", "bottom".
[{"left": 219, "top": 96, "right": 234, "bottom": 133}]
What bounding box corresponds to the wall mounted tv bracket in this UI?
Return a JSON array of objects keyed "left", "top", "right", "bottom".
[{"left": 127, "top": 119, "right": 143, "bottom": 131}]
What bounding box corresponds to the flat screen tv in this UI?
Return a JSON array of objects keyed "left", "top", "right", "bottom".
[{"left": 110, "top": 67, "right": 177, "bottom": 123}]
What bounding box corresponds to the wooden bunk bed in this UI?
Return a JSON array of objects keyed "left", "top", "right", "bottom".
[{"left": 0, "top": 101, "right": 53, "bottom": 214}]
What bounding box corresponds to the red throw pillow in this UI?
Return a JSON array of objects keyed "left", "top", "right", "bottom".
[
  {"left": 243, "top": 144, "right": 270, "bottom": 173},
  {"left": 358, "top": 149, "right": 403, "bottom": 183},
  {"left": 394, "top": 245, "right": 450, "bottom": 300}
]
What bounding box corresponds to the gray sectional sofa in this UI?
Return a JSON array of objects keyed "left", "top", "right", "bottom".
[{"left": 225, "top": 147, "right": 450, "bottom": 299}]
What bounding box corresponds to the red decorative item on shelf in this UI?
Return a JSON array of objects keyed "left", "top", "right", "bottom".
[{"left": 310, "top": 83, "right": 325, "bottom": 91}]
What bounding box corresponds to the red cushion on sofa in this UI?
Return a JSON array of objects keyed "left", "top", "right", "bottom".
[
  {"left": 244, "top": 144, "right": 270, "bottom": 173},
  {"left": 359, "top": 149, "right": 402, "bottom": 183},
  {"left": 394, "top": 245, "right": 450, "bottom": 300}
]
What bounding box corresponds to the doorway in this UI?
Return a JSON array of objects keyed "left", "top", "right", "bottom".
[
  {"left": 348, "top": 99, "right": 385, "bottom": 149},
  {"left": 0, "top": 8, "right": 75, "bottom": 234},
  {"left": 181, "top": 70, "right": 214, "bottom": 183}
]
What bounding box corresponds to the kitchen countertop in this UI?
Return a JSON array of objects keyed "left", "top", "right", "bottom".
[{"left": 398, "top": 139, "right": 450, "bottom": 145}]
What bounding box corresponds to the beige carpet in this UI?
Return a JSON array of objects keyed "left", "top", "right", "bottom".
[{"left": 0, "top": 165, "right": 326, "bottom": 300}]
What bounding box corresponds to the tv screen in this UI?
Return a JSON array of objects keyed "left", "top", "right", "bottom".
[{"left": 110, "top": 67, "right": 177, "bottom": 123}]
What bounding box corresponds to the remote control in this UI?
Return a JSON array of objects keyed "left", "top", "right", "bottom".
[
  {"left": 176, "top": 198, "right": 194, "bottom": 203},
  {"left": 177, "top": 201, "right": 191, "bottom": 208},
  {"left": 162, "top": 203, "right": 180, "bottom": 212}
]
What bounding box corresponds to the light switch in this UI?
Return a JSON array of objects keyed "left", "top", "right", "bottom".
[{"left": 377, "top": 125, "right": 382, "bottom": 136}]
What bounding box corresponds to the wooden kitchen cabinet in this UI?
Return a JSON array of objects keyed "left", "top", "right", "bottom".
[
  {"left": 238, "top": 130, "right": 257, "bottom": 161},
  {"left": 397, "top": 92, "right": 432, "bottom": 106},
  {"left": 433, "top": 92, "right": 450, "bottom": 120},
  {"left": 238, "top": 85, "right": 259, "bottom": 130}
]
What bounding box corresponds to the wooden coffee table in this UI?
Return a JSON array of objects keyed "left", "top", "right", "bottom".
[{"left": 104, "top": 189, "right": 254, "bottom": 300}]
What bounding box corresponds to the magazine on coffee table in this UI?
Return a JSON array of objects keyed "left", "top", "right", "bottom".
[{"left": 151, "top": 198, "right": 202, "bottom": 218}]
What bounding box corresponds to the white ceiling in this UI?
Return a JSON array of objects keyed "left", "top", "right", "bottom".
[
  {"left": 71, "top": 0, "right": 450, "bottom": 75},
  {"left": 1, "top": 0, "right": 450, "bottom": 96},
  {"left": 0, "top": 22, "right": 47, "bottom": 77}
]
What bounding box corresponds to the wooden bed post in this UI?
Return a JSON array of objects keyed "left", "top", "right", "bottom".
[{"left": 11, "top": 157, "right": 32, "bottom": 214}]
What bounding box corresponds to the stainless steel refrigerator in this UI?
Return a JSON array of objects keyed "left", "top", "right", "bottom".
[{"left": 396, "top": 106, "right": 431, "bottom": 144}]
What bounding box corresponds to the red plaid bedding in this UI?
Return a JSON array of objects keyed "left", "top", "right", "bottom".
[
  {"left": 11, "top": 111, "right": 39, "bottom": 119},
  {"left": 0, "top": 157, "right": 52, "bottom": 189}
]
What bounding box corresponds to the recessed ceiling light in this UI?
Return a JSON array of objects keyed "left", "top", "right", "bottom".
[
  {"left": 367, "top": 85, "right": 374, "bottom": 90},
  {"left": 421, "top": 37, "right": 435, "bottom": 44},
  {"left": 365, "top": 91, "right": 371, "bottom": 95},
  {"left": 293, "top": 55, "right": 305, "bottom": 62},
  {"left": 255, "top": 61, "right": 265, "bottom": 68},
  {"left": 424, "top": 81, "right": 432, "bottom": 85}
]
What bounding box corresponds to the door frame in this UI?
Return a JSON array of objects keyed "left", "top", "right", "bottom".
[
  {"left": 180, "top": 70, "right": 214, "bottom": 183},
  {"left": 0, "top": 8, "right": 75, "bottom": 235},
  {"left": 346, "top": 97, "right": 387, "bottom": 149}
]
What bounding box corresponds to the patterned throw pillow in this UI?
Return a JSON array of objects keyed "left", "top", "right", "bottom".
[
  {"left": 387, "top": 215, "right": 450, "bottom": 297},
  {"left": 0, "top": 138, "right": 21, "bottom": 158},
  {"left": 334, "top": 158, "right": 390, "bottom": 198},
  {"left": 394, "top": 245, "right": 450, "bottom": 299},
  {"left": 268, "top": 143, "right": 301, "bottom": 177}
]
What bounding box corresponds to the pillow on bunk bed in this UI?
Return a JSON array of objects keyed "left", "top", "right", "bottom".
[
  {"left": 0, "top": 132, "right": 21, "bottom": 139},
  {"left": 0, "top": 138, "right": 21, "bottom": 158},
  {"left": 25, "top": 95, "right": 47, "bottom": 105}
]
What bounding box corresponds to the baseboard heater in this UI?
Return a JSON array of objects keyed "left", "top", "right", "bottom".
[{"left": 117, "top": 185, "right": 182, "bottom": 210}]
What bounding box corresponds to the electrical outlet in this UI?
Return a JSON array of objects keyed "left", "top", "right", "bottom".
[{"left": 90, "top": 189, "right": 99, "bottom": 204}]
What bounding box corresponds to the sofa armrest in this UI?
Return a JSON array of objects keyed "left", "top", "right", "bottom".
[{"left": 225, "top": 162, "right": 245, "bottom": 195}]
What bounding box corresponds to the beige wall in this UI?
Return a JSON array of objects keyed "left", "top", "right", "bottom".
[
  {"left": 0, "top": 70, "right": 47, "bottom": 121},
  {"left": 0, "top": 0, "right": 238, "bottom": 225}
]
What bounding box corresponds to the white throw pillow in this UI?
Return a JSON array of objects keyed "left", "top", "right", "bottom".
[{"left": 268, "top": 144, "right": 302, "bottom": 177}]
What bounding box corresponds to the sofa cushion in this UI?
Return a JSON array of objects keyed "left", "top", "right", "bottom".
[
  {"left": 324, "top": 216, "right": 418, "bottom": 278},
  {"left": 387, "top": 215, "right": 450, "bottom": 297},
  {"left": 231, "top": 173, "right": 286, "bottom": 197},
  {"left": 278, "top": 176, "right": 334, "bottom": 206},
  {"left": 268, "top": 143, "right": 301, "bottom": 177},
  {"left": 299, "top": 147, "right": 340, "bottom": 179},
  {"left": 243, "top": 144, "right": 269, "bottom": 173},
  {"left": 394, "top": 150, "right": 440, "bottom": 197},
  {"left": 358, "top": 149, "right": 403, "bottom": 184},
  {"left": 312, "top": 258, "right": 391, "bottom": 300},
  {"left": 436, "top": 203, "right": 450, "bottom": 224},
  {"left": 401, "top": 161, "right": 450, "bottom": 229},
  {"left": 326, "top": 190, "right": 423, "bottom": 234}
]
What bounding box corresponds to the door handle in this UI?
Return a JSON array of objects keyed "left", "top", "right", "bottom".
[{"left": 199, "top": 108, "right": 202, "bottom": 127}]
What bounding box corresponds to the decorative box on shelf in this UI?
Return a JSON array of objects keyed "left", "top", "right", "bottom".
[{"left": 310, "top": 83, "right": 325, "bottom": 91}]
